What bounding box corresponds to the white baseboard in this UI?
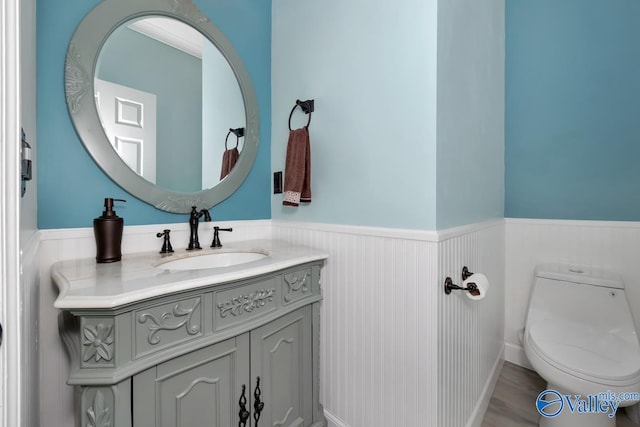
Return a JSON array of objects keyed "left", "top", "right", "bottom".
[
  {"left": 324, "top": 410, "right": 350, "bottom": 427},
  {"left": 504, "top": 342, "right": 533, "bottom": 370},
  {"left": 466, "top": 347, "right": 505, "bottom": 427}
]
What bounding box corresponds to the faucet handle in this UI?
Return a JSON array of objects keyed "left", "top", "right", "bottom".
[
  {"left": 211, "top": 226, "right": 233, "bottom": 248},
  {"left": 156, "top": 229, "right": 174, "bottom": 254}
]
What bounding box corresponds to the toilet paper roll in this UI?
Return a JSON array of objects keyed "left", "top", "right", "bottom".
[{"left": 463, "top": 273, "right": 489, "bottom": 300}]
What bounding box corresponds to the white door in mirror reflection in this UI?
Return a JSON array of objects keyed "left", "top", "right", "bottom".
[{"left": 95, "top": 78, "right": 157, "bottom": 183}]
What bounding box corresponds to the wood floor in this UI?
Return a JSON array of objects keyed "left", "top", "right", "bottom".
[
  {"left": 481, "top": 361, "right": 547, "bottom": 427},
  {"left": 481, "top": 361, "right": 640, "bottom": 427}
]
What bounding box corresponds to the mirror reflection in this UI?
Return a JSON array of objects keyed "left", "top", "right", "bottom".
[{"left": 94, "top": 16, "right": 245, "bottom": 193}]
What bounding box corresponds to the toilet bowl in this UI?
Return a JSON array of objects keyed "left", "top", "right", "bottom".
[{"left": 524, "top": 264, "right": 640, "bottom": 427}]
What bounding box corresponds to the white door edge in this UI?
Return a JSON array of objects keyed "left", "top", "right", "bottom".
[{"left": 0, "top": 0, "right": 23, "bottom": 425}]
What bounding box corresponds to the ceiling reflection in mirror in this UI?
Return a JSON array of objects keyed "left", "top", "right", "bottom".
[{"left": 94, "top": 16, "right": 245, "bottom": 193}]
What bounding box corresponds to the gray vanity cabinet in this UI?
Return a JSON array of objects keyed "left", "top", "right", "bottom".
[
  {"left": 56, "top": 260, "right": 326, "bottom": 427},
  {"left": 132, "top": 306, "right": 312, "bottom": 427},
  {"left": 132, "top": 334, "right": 250, "bottom": 427},
  {"left": 251, "top": 305, "right": 313, "bottom": 427}
]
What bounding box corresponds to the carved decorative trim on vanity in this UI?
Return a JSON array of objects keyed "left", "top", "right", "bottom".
[
  {"left": 82, "top": 321, "right": 115, "bottom": 363},
  {"left": 138, "top": 298, "right": 201, "bottom": 345},
  {"left": 217, "top": 288, "right": 275, "bottom": 318},
  {"left": 283, "top": 270, "right": 310, "bottom": 302},
  {"left": 86, "top": 390, "right": 112, "bottom": 427}
]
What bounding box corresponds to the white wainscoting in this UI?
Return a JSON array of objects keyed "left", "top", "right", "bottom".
[
  {"left": 504, "top": 218, "right": 640, "bottom": 369},
  {"left": 38, "top": 220, "right": 271, "bottom": 426},
  {"left": 437, "top": 222, "right": 505, "bottom": 427},
  {"left": 21, "top": 230, "right": 40, "bottom": 427},
  {"left": 273, "top": 221, "right": 440, "bottom": 427},
  {"left": 273, "top": 220, "right": 505, "bottom": 427}
]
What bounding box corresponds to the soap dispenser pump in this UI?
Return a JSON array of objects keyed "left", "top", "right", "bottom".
[{"left": 94, "top": 198, "right": 126, "bottom": 263}]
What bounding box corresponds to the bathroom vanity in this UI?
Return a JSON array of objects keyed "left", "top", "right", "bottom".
[{"left": 53, "top": 240, "right": 327, "bottom": 427}]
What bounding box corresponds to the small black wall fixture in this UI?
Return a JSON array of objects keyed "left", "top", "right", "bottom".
[
  {"left": 288, "top": 99, "right": 314, "bottom": 130},
  {"left": 226, "top": 127, "right": 245, "bottom": 150},
  {"left": 461, "top": 266, "right": 474, "bottom": 281},
  {"left": 444, "top": 266, "right": 479, "bottom": 296},
  {"left": 230, "top": 127, "right": 245, "bottom": 138},
  {"left": 21, "top": 128, "right": 32, "bottom": 197}
]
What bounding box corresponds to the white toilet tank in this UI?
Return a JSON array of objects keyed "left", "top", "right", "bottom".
[{"left": 526, "top": 264, "right": 639, "bottom": 350}]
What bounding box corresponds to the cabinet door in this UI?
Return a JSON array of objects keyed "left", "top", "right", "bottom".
[
  {"left": 133, "top": 334, "right": 250, "bottom": 427},
  {"left": 250, "top": 305, "right": 312, "bottom": 427}
]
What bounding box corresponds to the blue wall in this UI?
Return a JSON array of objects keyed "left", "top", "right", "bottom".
[
  {"left": 436, "top": 0, "right": 504, "bottom": 229},
  {"left": 506, "top": 0, "right": 640, "bottom": 221},
  {"left": 37, "top": 0, "right": 271, "bottom": 229},
  {"left": 45, "top": 0, "right": 639, "bottom": 228},
  {"left": 271, "top": 0, "right": 439, "bottom": 230},
  {"left": 271, "top": 0, "right": 504, "bottom": 231}
]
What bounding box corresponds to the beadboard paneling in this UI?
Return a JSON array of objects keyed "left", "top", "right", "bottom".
[
  {"left": 273, "top": 220, "right": 505, "bottom": 427},
  {"left": 273, "top": 221, "right": 440, "bottom": 427},
  {"left": 38, "top": 220, "right": 271, "bottom": 426},
  {"left": 504, "top": 218, "right": 640, "bottom": 368},
  {"left": 21, "top": 231, "right": 40, "bottom": 427},
  {"left": 438, "top": 222, "right": 505, "bottom": 427}
]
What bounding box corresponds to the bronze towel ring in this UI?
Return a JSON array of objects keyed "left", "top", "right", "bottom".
[
  {"left": 225, "top": 127, "right": 244, "bottom": 150},
  {"left": 288, "top": 99, "right": 314, "bottom": 130}
]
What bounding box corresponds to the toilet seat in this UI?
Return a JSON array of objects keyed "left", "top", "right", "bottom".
[{"left": 527, "top": 317, "right": 640, "bottom": 386}]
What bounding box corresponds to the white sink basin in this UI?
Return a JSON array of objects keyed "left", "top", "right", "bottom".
[{"left": 157, "top": 251, "right": 268, "bottom": 270}]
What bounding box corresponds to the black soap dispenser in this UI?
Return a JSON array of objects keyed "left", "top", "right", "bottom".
[{"left": 94, "top": 198, "right": 126, "bottom": 263}]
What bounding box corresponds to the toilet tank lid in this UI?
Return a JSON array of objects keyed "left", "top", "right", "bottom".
[{"left": 535, "top": 264, "right": 624, "bottom": 289}]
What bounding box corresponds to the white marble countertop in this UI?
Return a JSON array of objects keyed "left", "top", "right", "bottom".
[{"left": 52, "top": 239, "right": 328, "bottom": 310}]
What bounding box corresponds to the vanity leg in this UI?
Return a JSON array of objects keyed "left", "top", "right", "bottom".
[
  {"left": 312, "top": 301, "right": 327, "bottom": 426},
  {"left": 80, "top": 379, "right": 131, "bottom": 427}
]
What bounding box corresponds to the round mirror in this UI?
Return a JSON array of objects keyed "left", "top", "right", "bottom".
[
  {"left": 65, "top": 0, "right": 259, "bottom": 213},
  {"left": 95, "top": 16, "right": 246, "bottom": 193}
]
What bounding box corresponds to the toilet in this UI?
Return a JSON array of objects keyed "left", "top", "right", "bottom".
[{"left": 524, "top": 264, "right": 640, "bottom": 427}]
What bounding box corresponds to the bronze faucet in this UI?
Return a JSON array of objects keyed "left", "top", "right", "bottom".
[{"left": 187, "top": 206, "right": 211, "bottom": 250}]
